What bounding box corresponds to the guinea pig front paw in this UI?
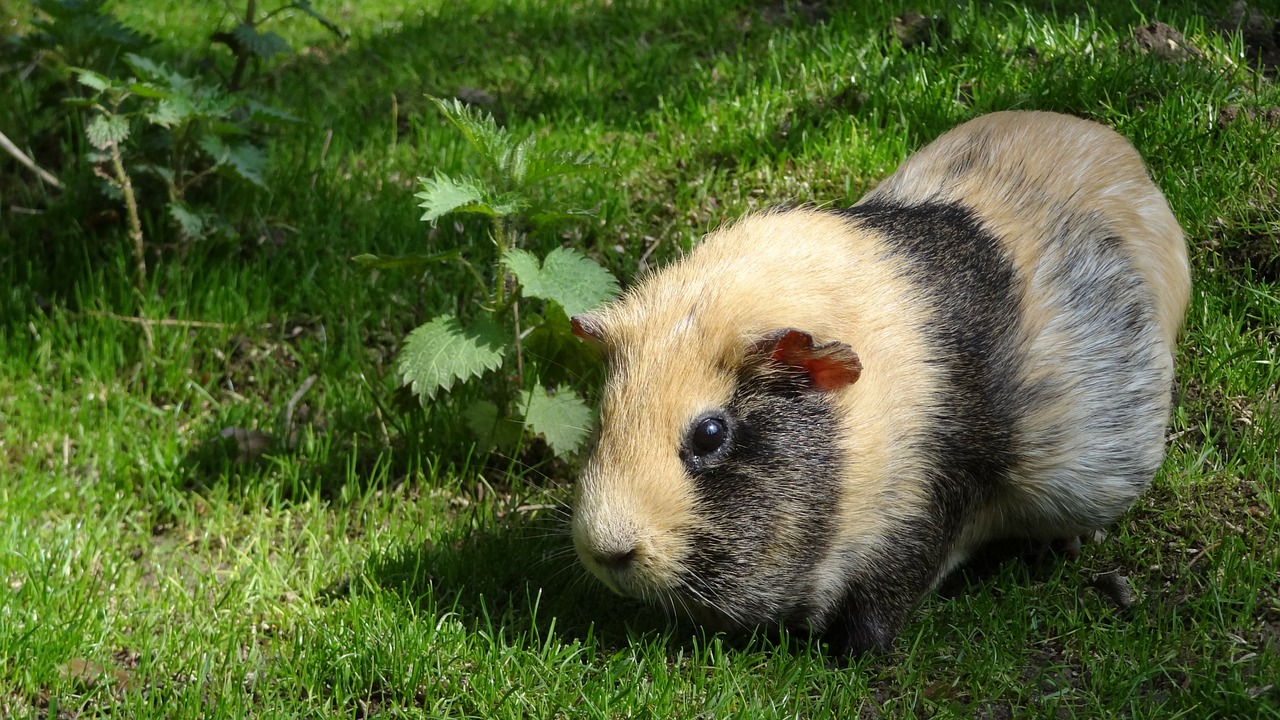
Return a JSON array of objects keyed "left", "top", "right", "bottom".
[{"left": 822, "top": 600, "right": 902, "bottom": 660}]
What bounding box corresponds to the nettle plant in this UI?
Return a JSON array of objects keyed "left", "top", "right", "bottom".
[
  {"left": 210, "top": 0, "right": 346, "bottom": 92},
  {"left": 357, "top": 97, "right": 619, "bottom": 459},
  {"left": 71, "top": 53, "right": 281, "bottom": 289}
]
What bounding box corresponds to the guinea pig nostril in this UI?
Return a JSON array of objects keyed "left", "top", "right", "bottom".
[{"left": 594, "top": 546, "right": 638, "bottom": 570}]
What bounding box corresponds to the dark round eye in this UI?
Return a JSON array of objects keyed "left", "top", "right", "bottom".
[{"left": 689, "top": 416, "right": 729, "bottom": 456}]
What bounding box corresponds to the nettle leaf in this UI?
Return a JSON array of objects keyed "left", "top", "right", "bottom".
[
  {"left": 74, "top": 69, "right": 111, "bottom": 92},
  {"left": 522, "top": 148, "right": 597, "bottom": 186},
  {"left": 503, "top": 246, "right": 620, "bottom": 317},
  {"left": 168, "top": 202, "right": 206, "bottom": 239},
  {"left": 245, "top": 99, "right": 301, "bottom": 123},
  {"left": 415, "top": 173, "right": 524, "bottom": 224},
  {"left": 226, "top": 142, "right": 267, "bottom": 186},
  {"left": 520, "top": 384, "right": 592, "bottom": 456},
  {"left": 86, "top": 113, "right": 130, "bottom": 149},
  {"left": 199, "top": 134, "right": 230, "bottom": 163},
  {"left": 123, "top": 53, "right": 166, "bottom": 80},
  {"left": 428, "top": 95, "right": 512, "bottom": 175},
  {"left": 147, "top": 97, "right": 193, "bottom": 128},
  {"left": 398, "top": 314, "right": 507, "bottom": 401},
  {"left": 127, "top": 82, "right": 167, "bottom": 99},
  {"left": 231, "top": 24, "right": 291, "bottom": 59}
]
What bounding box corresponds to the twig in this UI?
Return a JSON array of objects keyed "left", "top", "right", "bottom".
[
  {"left": 80, "top": 310, "right": 265, "bottom": 329},
  {"left": 0, "top": 126, "right": 63, "bottom": 189},
  {"left": 283, "top": 374, "right": 318, "bottom": 434},
  {"left": 1186, "top": 539, "right": 1222, "bottom": 569}
]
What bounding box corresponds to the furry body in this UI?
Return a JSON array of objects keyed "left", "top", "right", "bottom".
[{"left": 570, "top": 111, "right": 1191, "bottom": 655}]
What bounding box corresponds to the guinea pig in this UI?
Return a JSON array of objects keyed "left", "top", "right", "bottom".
[{"left": 569, "top": 110, "right": 1190, "bottom": 657}]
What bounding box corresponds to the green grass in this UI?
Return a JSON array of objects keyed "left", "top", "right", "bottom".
[{"left": 2, "top": 0, "right": 1278, "bottom": 716}]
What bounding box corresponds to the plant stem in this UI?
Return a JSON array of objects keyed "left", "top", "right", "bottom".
[
  {"left": 492, "top": 218, "right": 510, "bottom": 310},
  {"left": 229, "top": 0, "right": 257, "bottom": 91},
  {"left": 512, "top": 297, "right": 525, "bottom": 389},
  {"left": 109, "top": 141, "right": 147, "bottom": 295}
]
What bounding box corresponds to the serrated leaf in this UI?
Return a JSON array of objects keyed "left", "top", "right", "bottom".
[
  {"left": 86, "top": 113, "right": 129, "bottom": 150},
  {"left": 521, "top": 148, "right": 597, "bottom": 187},
  {"left": 147, "top": 97, "right": 192, "bottom": 128},
  {"left": 226, "top": 142, "right": 267, "bottom": 186},
  {"left": 428, "top": 95, "right": 512, "bottom": 176},
  {"left": 231, "top": 24, "right": 290, "bottom": 59},
  {"left": 245, "top": 99, "right": 301, "bottom": 123},
  {"left": 123, "top": 53, "right": 166, "bottom": 81},
  {"left": 75, "top": 69, "right": 111, "bottom": 92},
  {"left": 415, "top": 173, "right": 518, "bottom": 224},
  {"left": 503, "top": 246, "right": 619, "bottom": 317},
  {"left": 398, "top": 314, "right": 507, "bottom": 401},
  {"left": 351, "top": 249, "right": 462, "bottom": 270},
  {"left": 168, "top": 202, "right": 205, "bottom": 239},
  {"left": 520, "top": 384, "right": 592, "bottom": 456},
  {"left": 199, "top": 134, "right": 230, "bottom": 163},
  {"left": 127, "top": 82, "right": 166, "bottom": 99}
]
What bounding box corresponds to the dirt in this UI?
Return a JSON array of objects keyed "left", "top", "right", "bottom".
[
  {"left": 1222, "top": 1, "right": 1280, "bottom": 76},
  {"left": 1130, "top": 21, "right": 1207, "bottom": 62}
]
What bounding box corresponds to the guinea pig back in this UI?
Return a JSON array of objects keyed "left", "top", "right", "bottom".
[{"left": 569, "top": 110, "right": 1191, "bottom": 657}]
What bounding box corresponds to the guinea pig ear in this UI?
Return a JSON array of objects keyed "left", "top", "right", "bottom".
[
  {"left": 570, "top": 314, "right": 606, "bottom": 345},
  {"left": 749, "top": 328, "right": 862, "bottom": 392}
]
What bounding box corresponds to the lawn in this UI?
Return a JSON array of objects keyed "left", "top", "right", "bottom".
[{"left": 2, "top": 0, "right": 1278, "bottom": 717}]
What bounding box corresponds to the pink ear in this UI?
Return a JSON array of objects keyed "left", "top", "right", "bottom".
[
  {"left": 751, "top": 329, "right": 862, "bottom": 392},
  {"left": 571, "top": 314, "right": 605, "bottom": 344}
]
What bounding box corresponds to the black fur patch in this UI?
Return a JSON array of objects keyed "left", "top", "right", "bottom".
[
  {"left": 824, "top": 201, "right": 1026, "bottom": 655},
  {"left": 678, "top": 366, "right": 844, "bottom": 627},
  {"left": 845, "top": 200, "right": 1023, "bottom": 532}
]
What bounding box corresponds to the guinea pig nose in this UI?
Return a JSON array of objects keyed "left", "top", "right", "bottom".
[{"left": 592, "top": 546, "right": 638, "bottom": 571}]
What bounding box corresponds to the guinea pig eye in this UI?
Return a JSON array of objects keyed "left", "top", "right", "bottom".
[{"left": 688, "top": 416, "right": 730, "bottom": 456}]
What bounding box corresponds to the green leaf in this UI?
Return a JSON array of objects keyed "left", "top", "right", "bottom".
[
  {"left": 522, "top": 148, "right": 597, "bottom": 187},
  {"left": 199, "top": 134, "right": 230, "bottom": 163},
  {"left": 168, "top": 202, "right": 205, "bottom": 239},
  {"left": 244, "top": 99, "right": 301, "bottom": 123},
  {"left": 231, "top": 24, "right": 291, "bottom": 59},
  {"left": 398, "top": 314, "right": 508, "bottom": 401},
  {"left": 147, "top": 97, "right": 192, "bottom": 128},
  {"left": 351, "top": 250, "right": 462, "bottom": 270},
  {"left": 428, "top": 95, "right": 511, "bottom": 177},
  {"left": 74, "top": 69, "right": 111, "bottom": 92},
  {"left": 503, "top": 246, "right": 620, "bottom": 317},
  {"left": 225, "top": 142, "right": 267, "bottom": 187},
  {"left": 520, "top": 384, "right": 592, "bottom": 457},
  {"left": 123, "top": 53, "right": 166, "bottom": 81},
  {"left": 86, "top": 113, "right": 129, "bottom": 150},
  {"left": 415, "top": 173, "right": 524, "bottom": 224},
  {"left": 127, "top": 82, "right": 166, "bottom": 99}
]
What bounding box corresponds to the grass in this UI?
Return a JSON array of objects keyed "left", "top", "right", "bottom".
[{"left": 2, "top": 0, "right": 1278, "bottom": 716}]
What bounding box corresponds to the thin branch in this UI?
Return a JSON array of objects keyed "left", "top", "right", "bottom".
[
  {"left": 0, "top": 126, "right": 63, "bottom": 189},
  {"left": 80, "top": 310, "right": 267, "bottom": 329}
]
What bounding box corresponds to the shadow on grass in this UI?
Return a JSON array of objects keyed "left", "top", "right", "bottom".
[{"left": 357, "top": 515, "right": 686, "bottom": 654}]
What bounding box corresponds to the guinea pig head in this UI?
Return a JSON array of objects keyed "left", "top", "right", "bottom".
[{"left": 570, "top": 309, "right": 861, "bottom": 629}]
